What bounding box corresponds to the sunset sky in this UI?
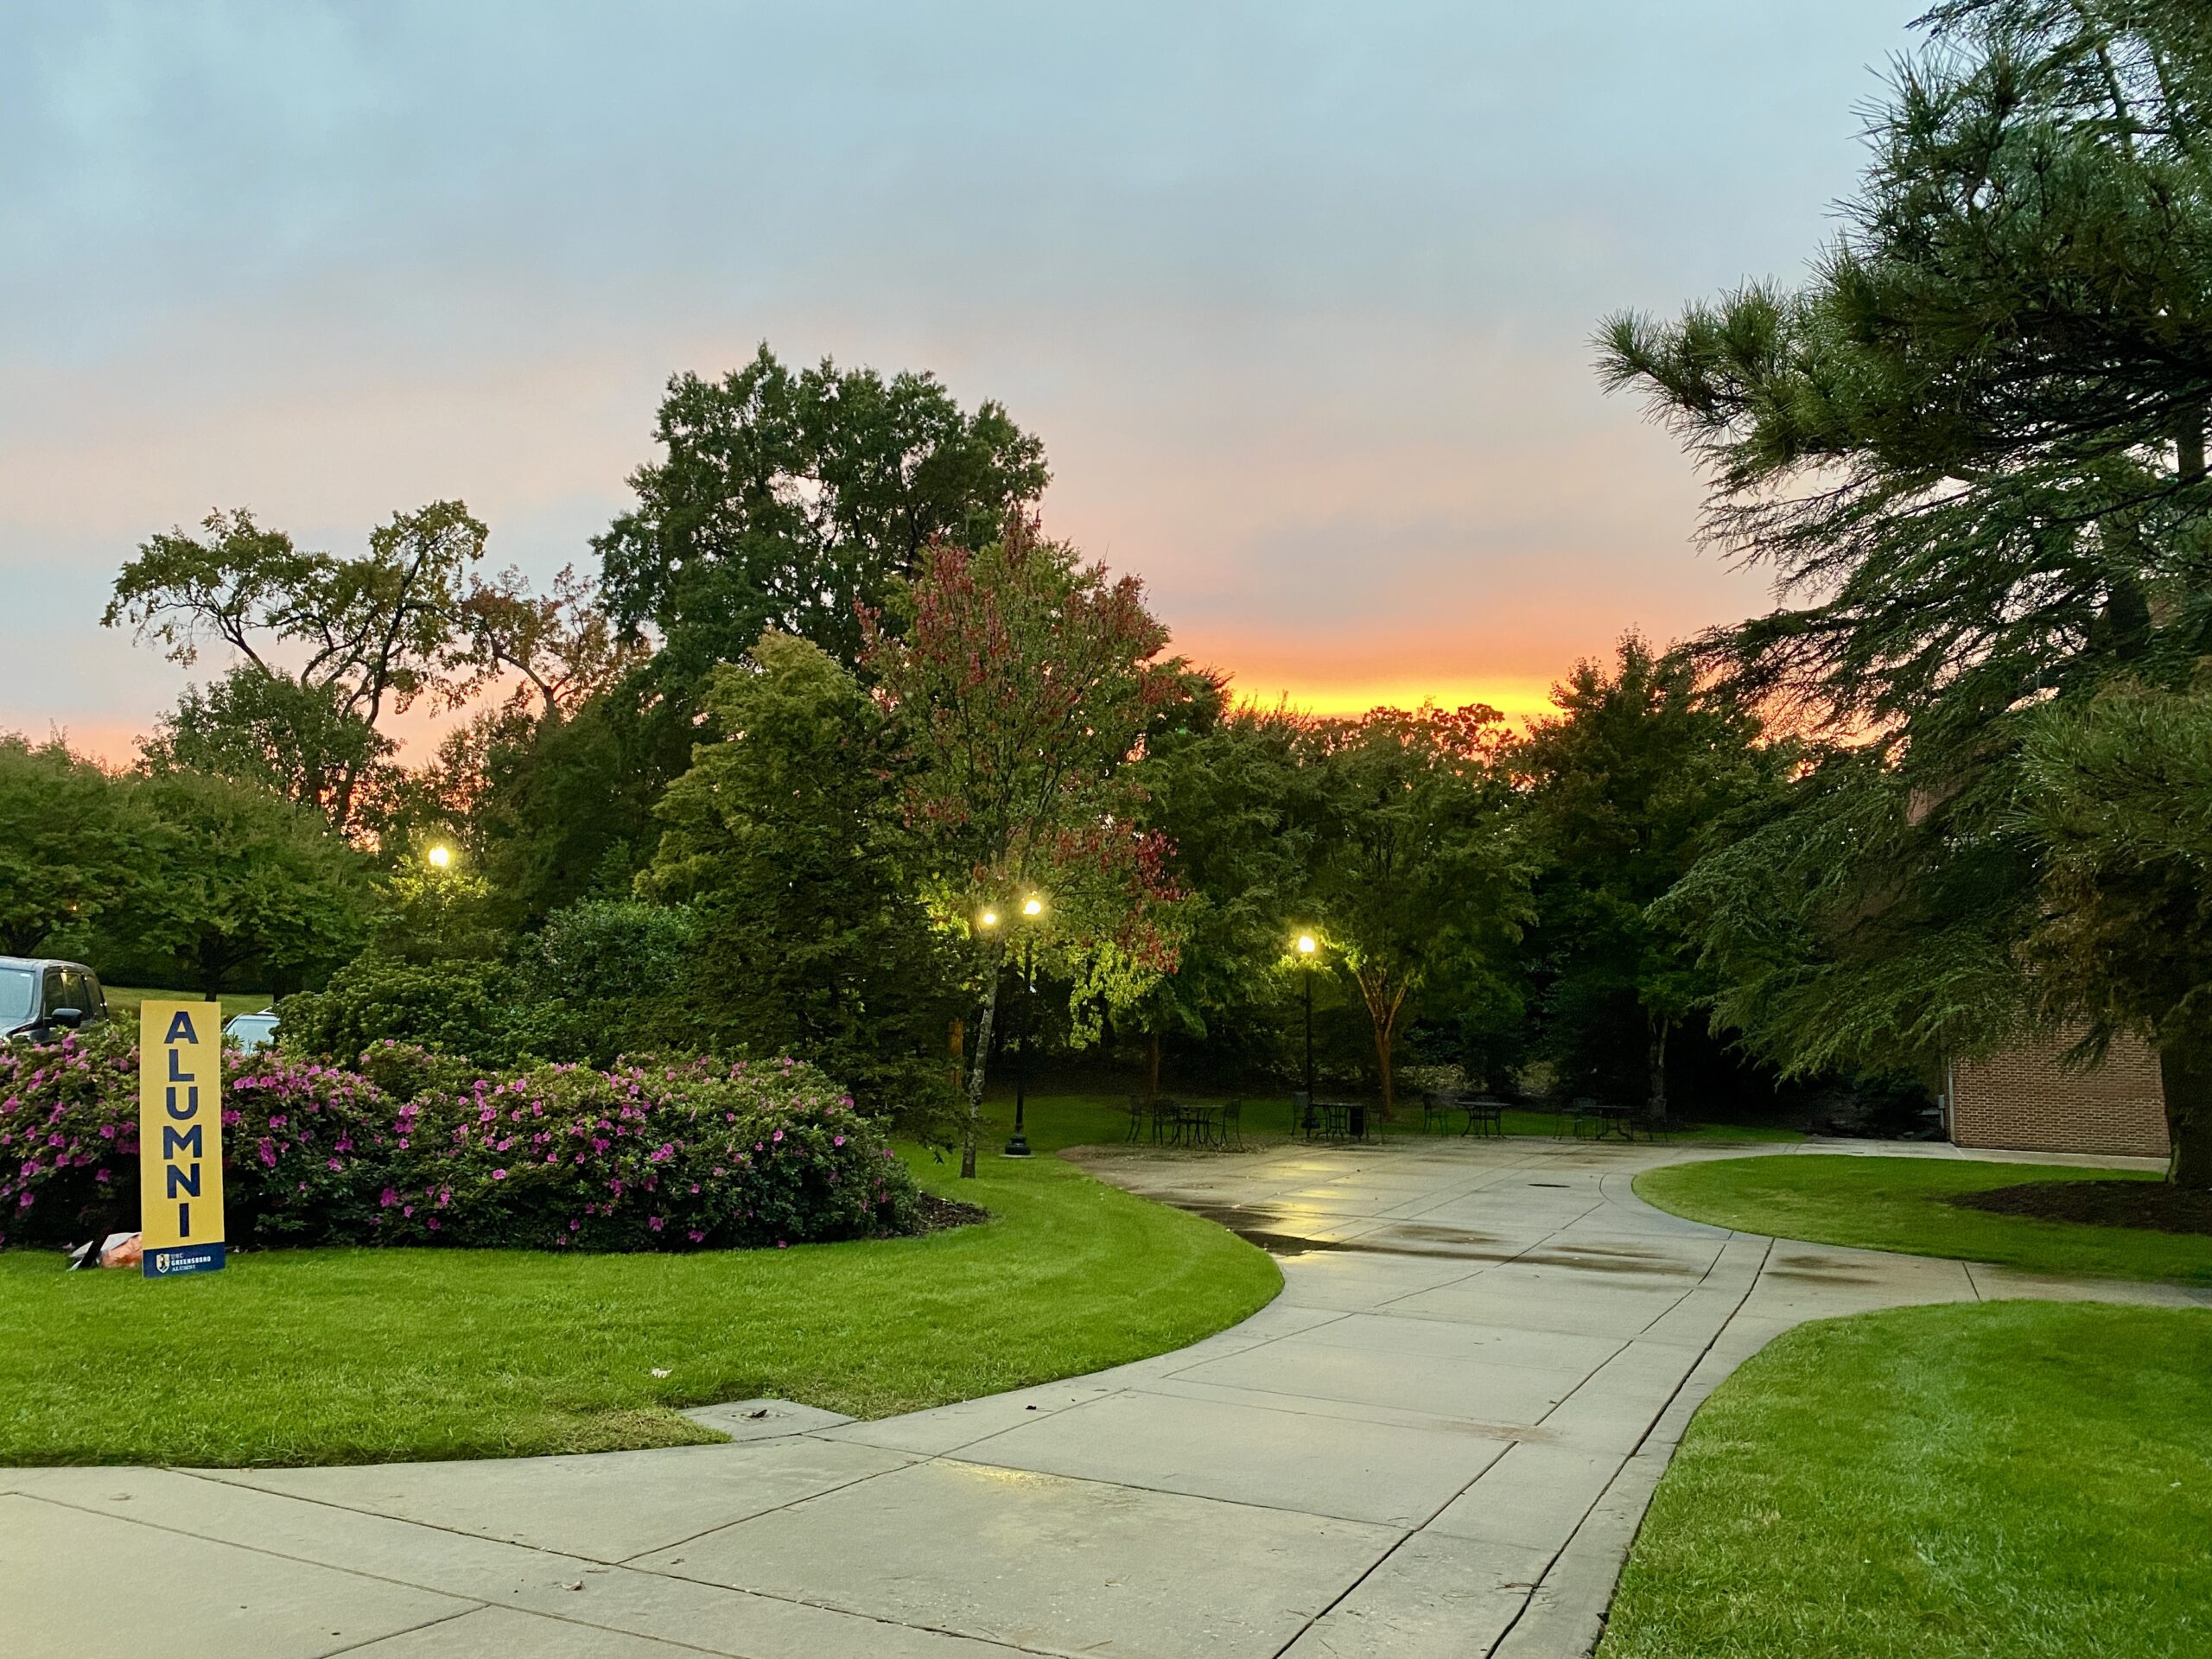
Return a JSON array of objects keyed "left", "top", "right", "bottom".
[{"left": 2, "top": 2, "right": 1923, "bottom": 759}]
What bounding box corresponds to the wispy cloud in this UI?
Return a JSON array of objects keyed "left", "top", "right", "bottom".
[{"left": 0, "top": 1, "right": 1923, "bottom": 746}]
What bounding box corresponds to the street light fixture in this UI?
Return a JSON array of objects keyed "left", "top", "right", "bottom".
[
  {"left": 1004, "top": 893, "right": 1046, "bottom": 1158},
  {"left": 1295, "top": 931, "right": 1319, "bottom": 1132},
  {"left": 427, "top": 844, "right": 454, "bottom": 870}
]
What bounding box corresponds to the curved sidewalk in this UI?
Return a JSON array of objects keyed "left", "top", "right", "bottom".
[{"left": 8, "top": 1138, "right": 2203, "bottom": 1659}]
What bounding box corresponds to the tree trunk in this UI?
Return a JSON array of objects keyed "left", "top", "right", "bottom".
[
  {"left": 947, "top": 1017, "right": 965, "bottom": 1091},
  {"left": 2158, "top": 1033, "right": 2212, "bottom": 1190},
  {"left": 1357, "top": 976, "right": 1406, "bottom": 1119},
  {"left": 1147, "top": 1033, "right": 1161, "bottom": 1104},
  {"left": 1647, "top": 1016, "right": 1669, "bottom": 1122},
  {"left": 961, "top": 946, "right": 1007, "bottom": 1179}
]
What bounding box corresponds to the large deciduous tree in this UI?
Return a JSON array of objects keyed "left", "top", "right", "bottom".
[
  {"left": 0, "top": 736, "right": 154, "bottom": 957},
  {"left": 1300, "top": 706, "right": 1532, "bottom": 1117},
  {"left": 108, "top": 502, "right": 600, "bottom": 837},
  {"left": 595, "top": 345, "right": 1050, "bottom": 682},
  {"left": 1599, "top": 0, "right": 2212, "bottom": 1181},
  {"left": 863, "top": 515, "right": 1185, "bottom": 1175},
  {"left": 124, "top": 770, "right": 372, "bottom": 998},
  {"left": 1133, "top": 696, "right": 1319, "bottom": 1094}
]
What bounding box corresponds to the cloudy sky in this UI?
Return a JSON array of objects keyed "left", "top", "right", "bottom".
[{"left": 3, "top": 1, "right": 1923, "bottom": 757}]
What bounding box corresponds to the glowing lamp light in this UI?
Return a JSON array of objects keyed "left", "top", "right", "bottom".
[
  {"left": 1022, "top": 896, "right": 1044, "bottom": 918},
  {"left": 1296, "top": 933, "right": 1318, "bottom": 957},
  {"left": 427, "top": 845, "right": 454, "bottom": 870},
  {"left": 980, "top": 909, "right": 1000, "bottom": 928}
]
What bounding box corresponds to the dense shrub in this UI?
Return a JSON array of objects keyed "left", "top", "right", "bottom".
[
  {"left": 0, "top": 1027, "right": 139, "bottom": 1247},
  {"left": 374, "top": 1058, "right": 918, "bottom": 1249},
  {"left": 277, "top": 954, "right": 527, "bottom": 1068},
  {"left": 0, "top": 1031, "right": 921, "bottom": 1254},
  {"left": 509, "top": 899, "right": 702, "bottom": 1066},
  {"left": 0, "top": 1026, "right": 394, "bottom": 1249}
]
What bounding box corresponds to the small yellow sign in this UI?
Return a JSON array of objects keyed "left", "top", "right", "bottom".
[{"left": 138, "top": 1001, "right": 226, "bottom": 1278}]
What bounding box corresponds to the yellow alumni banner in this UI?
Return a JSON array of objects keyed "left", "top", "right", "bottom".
[{"left": 138, "top": 1000, "right": 226, "bottom": 1278}]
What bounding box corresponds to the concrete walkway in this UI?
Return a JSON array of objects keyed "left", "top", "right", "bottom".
[{"left": 8, "top": 1138, "right": 2203, "bottom": 1659}]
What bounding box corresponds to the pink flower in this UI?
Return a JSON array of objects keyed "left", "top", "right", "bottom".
[
  {"left": 833, "top": 1135, "right": 845, "bottom": 1147},
  {"left": 492, "top": 1168, "right": 507, "bottom": 1181},
  {"left": 648, "top": 1216, "right": 664, "bottom": 1231},
  {"left": 94, "top": 1167, "right": 110, "bottom": 1183}
]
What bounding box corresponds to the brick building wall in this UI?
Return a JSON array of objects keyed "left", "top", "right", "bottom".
[{"left": 1950, "top": 1033, "right": 2171, "bottom": 1159}]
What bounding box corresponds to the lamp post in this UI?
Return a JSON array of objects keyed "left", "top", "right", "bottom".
[
  {"left": 1296, "top": 931, "right": 1318, "bottom": 1131},
  {"left": 426, "top": 844, "right": 454, "bottom": 870},
  {"left": 982, "top": 895, "right": 1046, "bottom": 1158}
]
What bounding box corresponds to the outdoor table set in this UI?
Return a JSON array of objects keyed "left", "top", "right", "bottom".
[
  {"left": 1420, "top": 1092, "right": 1507, "bottom": 1137},
  {"left": 1558, "top": 1097, "right": 1675, "bottom": 1143},
  {"left": 1302, "top": 1100, "right": 1376, "bottom": 1144},
  {"left": 1126, "top": 1096, "right": 1245, "bottom": 1150}
]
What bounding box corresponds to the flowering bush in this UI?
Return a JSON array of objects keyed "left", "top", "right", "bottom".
[
  {"left": 1, "top": 1030, "right": 921, "bottom": 1254},
  {"left": 0, "top": 1026, "right": 139, "bottom": 1248},
  {"left": 0, "top": 1025, "right": 397, "bottom": 1249},
  {"left": 374, "top": 1057, "right": 918, "bottom": 1250}
]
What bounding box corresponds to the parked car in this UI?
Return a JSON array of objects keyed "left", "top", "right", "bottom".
[
  {"left": 0, "top": 957, "right": 109, "bottom": 1045},
  {"left": 223, "top": 1009, "right": 281, "bottom": 1053}
]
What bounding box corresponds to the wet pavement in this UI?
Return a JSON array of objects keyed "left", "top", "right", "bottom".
[{"left": 8, "top": 1136, "right": 2202, "bottom": 1659}]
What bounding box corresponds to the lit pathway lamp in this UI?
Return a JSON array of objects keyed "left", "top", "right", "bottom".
[
  {"left": 1003, "top": 894, "right": 1046, "bottom": 1157},
  {"left": 426, "top": 843, "right": 454, "bottom": 870},
  {"left": 1296, "top": 931, "right": 1319, "bottom": 1133}
]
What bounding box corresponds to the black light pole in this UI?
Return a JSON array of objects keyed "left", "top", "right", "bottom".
[
  {"left": 1296, "top": 932, "right": 1318, "bottom": 1130},
  {"left": 1004, "top": 895, "right": 1044, "bottom": 1157}
]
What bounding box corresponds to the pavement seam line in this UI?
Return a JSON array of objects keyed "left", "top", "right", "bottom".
[
  {"left": 1482, "top": 1230, "right": 1777, "bottom": 1659},
  {"left": 10, "top": 1488, "right": 493, "bottom": 1625},
  {"left": 1249, "top": 1147, "right": 1640, "bottom": 1656},
  {"left": 312, "top": 1604, "right": 485, "bottom": 1659}
]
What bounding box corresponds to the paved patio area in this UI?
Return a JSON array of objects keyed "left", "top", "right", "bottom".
[{"left": 8, "top": 1137, "right": 2202, "bottom": 1659}]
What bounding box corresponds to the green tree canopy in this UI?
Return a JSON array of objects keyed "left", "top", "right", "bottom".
[
  {"left": 1133, "top": 696, "right": 1319, "bottom": 1089},
  {"left": 124, "top": 769, "right": 373, "bottom": 998},
  {"left": 1513, "top": 636, "right": 1785, "bottom": 1116},
  {"left": 863, "top": 514, "right": 1186, "bottom": 1173},
  {"left": 109, "top": 502, "right": 500, "bottom": 833},
  {"left": 645, "top": 631, "right": 957, "bottom": 1131},
  {"left": 1600, "top": 0, "right": 2212, "bottom": 1180},
  {"left": 2015, "top": 683, "right": 2212, "bottom": 1184},
  {"left": 1300, "top": 705, "right": 1533, "bottom": 1116},
  {"left": 0, "top": 736, "right": 155, "bottom": 957},
  {"left": 142, "top": 664, "right": 399, "bottom": 829},
  {"left": 595, "top": 346, "right": 1050, "bottom": 683}
]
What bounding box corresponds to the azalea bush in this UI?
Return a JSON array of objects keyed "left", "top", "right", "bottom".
[
  {"left": 0, "top": 1031, "right": 921, "bottom": 1254},
  {"left": 371, "top": 1056, "right": 918, "bottom": 1250},
  {"left": 0, "top": 1027, "right": 140, "bottom": 1249}
]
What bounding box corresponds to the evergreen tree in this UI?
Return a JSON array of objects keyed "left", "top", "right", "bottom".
[
  {"left": 1601, "top": 0, "right": 2212, "bottom": 1180},
  {"left": 645, "top": 631, "right": 958, "bottom": 1130},
  {"left": 1514, "top": 636, "right": 1785, "bottom": 1118}
]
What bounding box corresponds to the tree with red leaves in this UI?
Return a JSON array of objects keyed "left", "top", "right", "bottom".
[{"left": 864, "top": 514, "right": 1187, "bottom": 1177}]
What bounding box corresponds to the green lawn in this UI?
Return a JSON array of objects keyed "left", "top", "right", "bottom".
[
  {"left": 1634, "top": 1154, "right": 2211, "bottom": 1284},
  {"left": 103, "top": 985, "right": 272, "bottom": 1024},
  {"left": 1599, "top": 1301, "right": 2212, "bottom": 1659},
  {"left": 0, "top": 1147, "right": 1279, "bottom": 1467}
]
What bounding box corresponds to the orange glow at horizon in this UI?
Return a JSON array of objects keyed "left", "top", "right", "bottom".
[{"left": 1226, "top": 673, "right": 1556, "bottom": 724}]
